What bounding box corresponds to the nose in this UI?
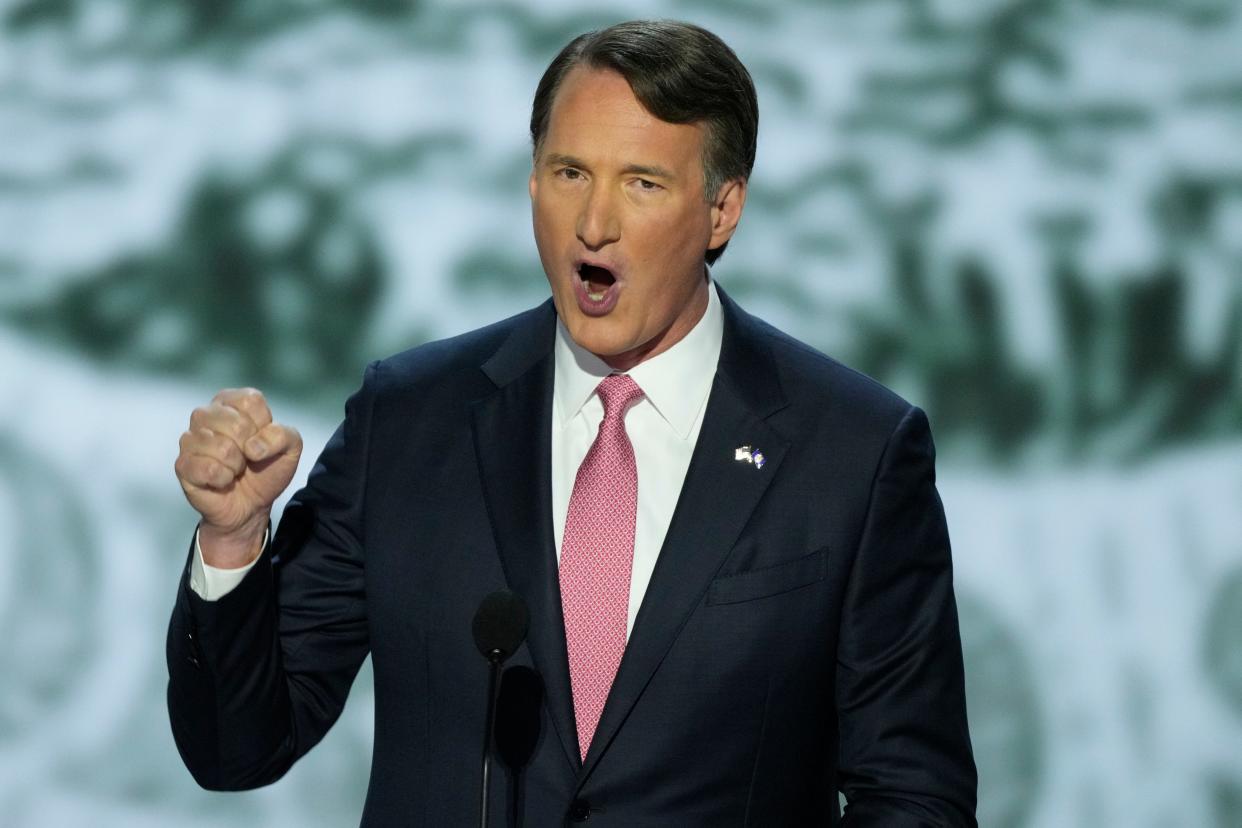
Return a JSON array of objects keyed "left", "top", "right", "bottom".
[{"left": 576, "top": 183, "right": 621, "bottom": 250}]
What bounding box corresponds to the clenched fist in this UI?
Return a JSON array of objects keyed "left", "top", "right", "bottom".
[{"left": 175, "top": 388, "right": 302, "bottom": 569}]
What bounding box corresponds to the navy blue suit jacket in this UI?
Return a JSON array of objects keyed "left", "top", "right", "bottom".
[{"left": 167, "top": 288, "right": 977, "bottom": 826}]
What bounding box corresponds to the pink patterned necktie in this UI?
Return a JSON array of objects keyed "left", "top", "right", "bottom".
[{"left": 560, "top": 373, "right": 645, "bottom": 761}]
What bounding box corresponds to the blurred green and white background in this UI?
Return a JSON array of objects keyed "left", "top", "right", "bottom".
[{"left": 3, "top": 1, "right": 1241, "bottom": 825}]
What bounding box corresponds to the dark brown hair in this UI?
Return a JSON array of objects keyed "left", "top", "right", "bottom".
[{"left": 530, "top": 20, "right": 758, "bottom": 265}]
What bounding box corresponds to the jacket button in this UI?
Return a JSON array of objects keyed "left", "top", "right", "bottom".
[{"left": 568, "top": 798, "right": 591, "bottom": 822}]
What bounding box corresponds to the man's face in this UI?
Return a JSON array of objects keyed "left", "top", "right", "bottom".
[{"left": 530, "top": 67, "right": 745, "bottom": 370}]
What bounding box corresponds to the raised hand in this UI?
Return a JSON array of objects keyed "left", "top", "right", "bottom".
[{"left": 175, "top": 388, "right": 302, "bottom": 568}]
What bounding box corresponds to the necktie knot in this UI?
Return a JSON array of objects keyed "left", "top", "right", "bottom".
[{"left": 597, "top": 374, "right": 644, "bottom": 422}]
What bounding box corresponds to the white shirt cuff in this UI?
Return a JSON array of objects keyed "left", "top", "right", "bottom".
[{"left": 189, "top": 526, "right": 268, "bottom": 601}]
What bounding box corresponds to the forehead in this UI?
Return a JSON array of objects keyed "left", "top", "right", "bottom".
[{"left": 541, "top": 66, "right": 705, "bottom": 169}]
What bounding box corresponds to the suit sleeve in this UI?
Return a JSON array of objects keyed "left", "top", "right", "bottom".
[
  {"left": 166, "top": 362, "right": 378, "bottom": 790},
  {"left": 836, "top": 405, "right": 978, "bottom": 827}
]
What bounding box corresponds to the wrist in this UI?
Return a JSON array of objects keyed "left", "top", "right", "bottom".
[{"left": 198, "top": 514, "right": 268, "bottom": 569}]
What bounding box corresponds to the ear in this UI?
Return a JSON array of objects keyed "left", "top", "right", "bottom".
[
  {"left": 529, "top": 166, "right": 538, "bottom": 201},
  {"left": 707, "top": 178, "right": 747, "bottom": 251}
]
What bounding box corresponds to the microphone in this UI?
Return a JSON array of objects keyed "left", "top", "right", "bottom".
[
  {"left": 472, "top": 590, "right": 529, "bottom": 828},
  {"left": 473, "top": 590, "right": 529, "bottom": 663}
]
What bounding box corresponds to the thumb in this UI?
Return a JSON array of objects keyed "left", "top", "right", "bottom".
[{"left": 243, "top": 423, "right": 302, "bottom": 464}]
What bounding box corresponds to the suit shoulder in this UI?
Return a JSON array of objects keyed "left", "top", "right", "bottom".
[
  {"left": 751, "top": 316, "right": 916, "bottom": 426},
  {"left": 364, "top": 303, "right": 549, "bottom": 395}
]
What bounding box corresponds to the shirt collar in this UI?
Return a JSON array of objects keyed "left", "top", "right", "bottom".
[{"left": 553, "top": 279, "right": 724, "bottom": 441}]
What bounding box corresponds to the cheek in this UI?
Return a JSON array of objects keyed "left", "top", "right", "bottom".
[
  {"left": 533, "top": 197, "right": 576, "bottom": 244},
  {"left": 531, "top": 203, "right": 559, "bottom": 256},
  {"left": 632, "top": 203, "right": 710, "bottom": 265},
  {"left": 531, "top": 198, "right": 549, "bottom": 232}
]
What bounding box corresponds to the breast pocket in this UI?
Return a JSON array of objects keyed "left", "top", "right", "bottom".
[{"left": 706, "top": 547, "right": 829, "bottom": 606}]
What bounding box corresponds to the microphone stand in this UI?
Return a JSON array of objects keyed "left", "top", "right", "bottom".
[
  {"left": 479, "top": 648, "right": 503, "bottom": 828},
  {"left": 472, "top": 589, "right": 528, "bottom": 828}
]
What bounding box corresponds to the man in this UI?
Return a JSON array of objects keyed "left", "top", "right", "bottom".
[{"left": 168, "top": 20, "right": 977, "bottom": 826}]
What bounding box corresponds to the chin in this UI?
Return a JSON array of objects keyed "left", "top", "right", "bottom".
[
  {"left": 566, "top": 322, "right": 615, "bottom": 355},
  {"left": 563, "top": 318, "right": 628, "bottom": 360}
]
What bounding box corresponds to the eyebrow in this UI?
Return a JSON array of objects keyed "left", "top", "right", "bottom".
[{"left": 543, "top": 153, "right": 677, "bottom": 181}]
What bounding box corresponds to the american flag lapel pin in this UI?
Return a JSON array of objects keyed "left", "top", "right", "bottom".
[{"left": 734, "top": 445, "right": 765, "bottom": 469}]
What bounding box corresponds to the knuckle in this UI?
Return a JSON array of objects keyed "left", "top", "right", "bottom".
[
  {"left": 220, "top": 439, "right": 244, "bottom": 468},
  {"left": 182, "top": 457, "right": 207, "bottom": 485},
  {"left": 193, "top": 454, "right": 214, "bottom": 477},
  {"left": 228, "top": 397, "right": 267, "bottom": 431},
  {"left": 241, "top": 388, "right": 273, "bottom": 424},
  {"left": 209, "top": 407, "right": 250, "bottom": 444},
  {"left": 213, "top": 417, "right": 242, "bottom": 444},
  {"left": 206, "top": 458, "right": 231, "bottom": 486},
  {"left": 193, "top": 425, "right": 220, "bottom": 448},
  {"left": 221, "top": 464, "right": 239, "bottom": 486},
  {"left": 235, "top": 414, "right": 260, "bottom": 441}
]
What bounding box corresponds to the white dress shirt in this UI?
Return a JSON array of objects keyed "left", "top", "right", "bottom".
[
  {"left": 551, "top": 281, "right": 722, "bottom": 635},
  {"left": 192, "top": 281, "right": 726, "bottom": 637}
]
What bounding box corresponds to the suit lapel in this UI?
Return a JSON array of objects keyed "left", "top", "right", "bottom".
[
  {"left": 470, "top": 301, "right": 581, "bottom": 772},
  {"left": 579, "top": 289, "right": 790, "bottom": 780}
]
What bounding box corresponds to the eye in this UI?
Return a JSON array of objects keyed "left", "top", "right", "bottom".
[
  {"left": 634, "top": 178, "right": 662, "bottom": 192},
  {"left": 556, "top": 167, "right": 584, "bottom": 181}
]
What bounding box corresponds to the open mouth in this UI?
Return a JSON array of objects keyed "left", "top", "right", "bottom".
[{"left": 577, "top": 263, "right": 616, "bottom": 301}]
